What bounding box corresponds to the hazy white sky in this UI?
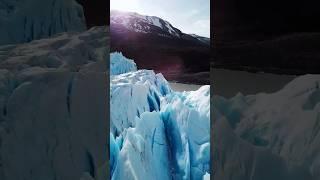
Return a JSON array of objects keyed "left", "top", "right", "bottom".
[{"left": 110, "top": 0, "right": 210, "bottom": 37}]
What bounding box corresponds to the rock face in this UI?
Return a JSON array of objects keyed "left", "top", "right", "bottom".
[
  {"left": 0, "top": 27, "right": 109, "bottom": 180},
  {"left": 213, "top": 75, "right": 320, "bottom": 180},
  {"left": 0, "top": 0, "right": 86, "bottom": 45}
]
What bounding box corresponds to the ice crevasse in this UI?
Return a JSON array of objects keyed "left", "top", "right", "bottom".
[{"left": 109, "top": 52, "right": 210, "bottom": 180}]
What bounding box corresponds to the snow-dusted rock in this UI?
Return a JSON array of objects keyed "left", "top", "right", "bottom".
[{"left": 0, "top": 0, "right": 86, "bottom": 45}]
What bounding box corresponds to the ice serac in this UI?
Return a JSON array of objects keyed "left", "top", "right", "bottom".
[
  {"left": 161, "top": 85, "right": 210, "bottom": 179},
  {"left": 0, "top": 26, "right": 109, "bottom": 180},
  {"left": 112, "top": 112, "right": 172, "bottom": 180},
  {"left": 110, "top": 52, "right": 137, "bottom": 75},
  {"left": 110, "top": 52, "right": 210, "bottom": 180},
  {"left": 213, "top": 75, "right": 320, "bottom": 180},
  {"left": 0, "top": 26, "right": 108, "bottom": 73},
  {"left": 0, "top": 0, "right": 86, "bottom": 45},
  {"left": 110, "top": 69, "right": 171, "bottom": 135}
]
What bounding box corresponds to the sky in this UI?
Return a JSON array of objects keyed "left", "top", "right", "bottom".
[{"left": 110, "top": 0, "right": 210, "bottom": 37}]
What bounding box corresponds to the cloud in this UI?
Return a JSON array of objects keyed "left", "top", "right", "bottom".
[{"left": 193, "top": 19, "right": 210, "bottom": 37}]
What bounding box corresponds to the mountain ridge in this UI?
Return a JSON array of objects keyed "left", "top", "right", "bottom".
[
  {"left": 111, "top": 10, "right": 209, "bottom": 45},
  {"left": 110, "top": 10, "right": 211, "bottom": 83}
]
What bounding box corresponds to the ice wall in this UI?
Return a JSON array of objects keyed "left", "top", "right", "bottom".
[
  {"left": 0, "top": 0, "right": 86, "bottom": 45},
  {"left": 0, "top": 26, "right": 109, "bottom": 180},
  {"left": 110, "top": 52, "right": 137, "bottom": 75},
  {"left": 213, "top": 75, "right": 320, "bottom": 180},
  {"left": 110, "top": 52, "right": 210, "bottom": 180}
]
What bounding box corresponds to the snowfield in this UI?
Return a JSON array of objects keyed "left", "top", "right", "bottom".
[{"left": 110, "top": 52, "right": 210, "bottom": 180}]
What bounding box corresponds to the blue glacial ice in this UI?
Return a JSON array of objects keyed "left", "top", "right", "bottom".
[
  {"left": 212, "top": 74, "right": 320, "bottom": 179},
  {"left": 110, "top": 52, "right": 210, "bottom": 180},
  {"left": 110, "top": 52, "right": 137, "bottom": 75}
]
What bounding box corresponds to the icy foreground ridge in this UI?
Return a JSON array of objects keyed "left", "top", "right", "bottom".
[
  {"left": 0, "top": 26, "right": 108, "bottom": 73},
  {"left": 110, "top": 53, "right": 210, "bottom": 180},
  {"left": 213, "top": 75, "right": 320, "bottom": 179},
  {"left": 110, "top": 52, "right": 137, "bottom": 75},
  {"left": 0, "top": 27, "right": 109, "bottom": 180},
  {"left": 0, "top": 0, "right": 86, "bottom": 45}
]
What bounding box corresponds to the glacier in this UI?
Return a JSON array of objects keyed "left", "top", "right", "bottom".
[
  {"left": 0, "top": 26, "right": 108, "bottom": 180},
  {"left": 0, "top": 0, "right": 86, "bottom": 45},
  {"left": 213, "top": 75, "right": 320, "bottom": 180},
  {"left": 110, "top": 52, "right": 210, "bottom": 180},
  {"left": 110, "top": 52, "right": 137, "bottom": 75}
]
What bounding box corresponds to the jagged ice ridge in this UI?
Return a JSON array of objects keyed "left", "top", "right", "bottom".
[{"left": 109, "top": 52, "right": 210, "bottom": 180}]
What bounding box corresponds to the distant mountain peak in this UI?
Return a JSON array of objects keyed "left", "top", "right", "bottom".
[
  {"left": 111, "top": 10, "right": 183, "bottom": 38},
  {"left": 110, "top": 10, "right": 210, "bottom": 47}
]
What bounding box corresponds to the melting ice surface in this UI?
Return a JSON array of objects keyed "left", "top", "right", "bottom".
[{"left": 110, "top": 52, "right": 210, "bottom": 180}]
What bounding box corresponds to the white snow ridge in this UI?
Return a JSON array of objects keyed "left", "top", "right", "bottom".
[{"left": 110, "top": 52, "right": 210, "bottom": 180}]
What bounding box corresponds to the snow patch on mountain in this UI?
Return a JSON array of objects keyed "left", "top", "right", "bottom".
[{"left": 110, "top": 52, "right": 210, "bottom": 180}]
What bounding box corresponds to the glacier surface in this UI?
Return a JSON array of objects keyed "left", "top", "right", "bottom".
[
  {"left": 0, "top": 0, "right": 86, "bottom": 45},
  {"left": 0, "top": 26, "right": 109, "bottom": 180},
  {"left": 110, "top": 52, "right": 210, "bottom": 180},
  {"left": 110, "top": 52, "right": 137, "bottom": 75},
  {"left": 213, "top": 74, "right": 320, "bottom": 180}
]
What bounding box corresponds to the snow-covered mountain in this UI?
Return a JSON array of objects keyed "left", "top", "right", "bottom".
[
  {"left": 111, "top": 10, "right": 209, "bottom": 43},
  {"left": 0, "top": 0, "right": 86, "bottom": 45},
  {"left": 111, "top": 10, "right": 182, "bottom": 37},
  {"left": 110, "top": 10, "right": 211, "bottom": 83}
]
